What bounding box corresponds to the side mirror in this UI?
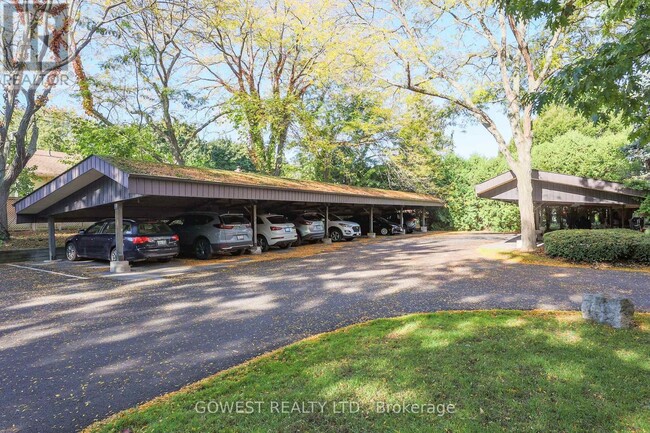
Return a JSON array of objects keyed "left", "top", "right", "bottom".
[{"left": 78, "top": 229, "right": 86, "bottom": 234}]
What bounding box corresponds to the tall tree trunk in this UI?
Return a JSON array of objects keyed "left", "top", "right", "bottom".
[
  {"left": 513, "top": 164, "right": 536, "bottom": 251},
  {"left": 244, "top": 100, "right": 270, "bottom": 173},
  {"left": 273, "top": 117, "right": 290, "bottom": 176},
  {"left": 0, "top": 183, "right": 10, "bottom": 241}
]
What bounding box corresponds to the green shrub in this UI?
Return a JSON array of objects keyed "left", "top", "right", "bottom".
[
  {"left": 543, "top": 229, "right": 650, "bottom": 263},
  {"left": 632, "top": 235, "right": 650, "bottom": 262}
]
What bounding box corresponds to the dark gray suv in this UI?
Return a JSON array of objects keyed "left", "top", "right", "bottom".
[{"left": 167, "top": 212, "right": 254, "bottom": 259}]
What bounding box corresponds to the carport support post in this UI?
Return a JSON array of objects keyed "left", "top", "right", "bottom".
[
  {"left": 368, "top": 206, "right": 375, "bottom": 237},
  {"left": 323, "top": 205, "right": 332, "bottom": 244},
  {"left": 421, "top": 207, "right": 427, "bottom": 232},
  {"left": 47, "top": 217, "right": 56, "bottom": 261},
  {"left": 252, "top": 204, "right": 257, "bottom": 242},
  {"left": 325, "top": 205, "right": 329, "bottom": 229},
  {"left": 110, "top": 202, "right": 130, "bottom": 273},
  {"left": 400, "top": 206, "right": 404, "bottom": 231},
  {"left": 251, "top": 204, "right": 261, "bottom": 254}
]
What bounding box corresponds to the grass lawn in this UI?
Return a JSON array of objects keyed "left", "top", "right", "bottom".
[{"left": 85, "top": 311, "right": 650, "bottom": 433}]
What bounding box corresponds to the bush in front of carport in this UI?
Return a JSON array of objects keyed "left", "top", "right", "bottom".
[{"left": 543, "top": 229, "right": 650, "bottom": 263}]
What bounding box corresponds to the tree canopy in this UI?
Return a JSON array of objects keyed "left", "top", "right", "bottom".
[{"left": 3, "top": 0, "right": 649, "bottom": 239}]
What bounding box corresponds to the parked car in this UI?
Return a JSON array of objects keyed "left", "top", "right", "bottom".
[
  {"left": 256, "top": 214, "right": 297, "bottom": 252},
  {"left": 385, "top": 212, "right": 420, "bottom": 233},
  {"left": 316, "top": 213, "right": 361, "bottom": 242},
  {"left": 65, "top": 219, "right": 180, "bottom": 262},
  {"left": 292, "top": 213, "right": 326, "bottom": 245},
  {"left": 167, "top": 212, "right": 254, "bottom": 259},
  {"left": 630, "top": 216, "right": 645, "bottom": 231},
  {"left": 350, "top": 215, "right": 404, "bottom": 236}
]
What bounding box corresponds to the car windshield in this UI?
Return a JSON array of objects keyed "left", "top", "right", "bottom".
[
  {"left": 377, "top": 217, "right": 393, "bottom": 224},
  {"left": 329, "top": 214, "right": 343, "bottom": 221},
  {"left": 303, "top": 214, "right": 323, "bottom": 221},
  {"left": 137, "top": 222, "right": 173, "bottom": 235},
  {"left": 220, "top": 214, "right": 249, "bottom": 224},
  {"left": 266, "top": 215, "right": 288, "bottom": 224}
]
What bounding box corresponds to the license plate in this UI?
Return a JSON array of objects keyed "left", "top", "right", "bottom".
[
  {"left": 156, "top": 240, "right": 167, "bottom": 246},
  {"left": 284, "top": 227, "right": 291, "bottom": 232},
  {"left": 237, "top": 235, "right": 244, "bottom": 240}
]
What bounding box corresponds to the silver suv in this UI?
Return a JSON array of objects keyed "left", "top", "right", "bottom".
[
  {"left": 167, "top": 212, "right": 253, "bottom": 259},
  {"left": 292, "top": 213, "right": 326, "bottom": 245}
]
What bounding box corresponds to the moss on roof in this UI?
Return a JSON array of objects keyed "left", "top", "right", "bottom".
[{"left": 99, "top": 155, "right": 442, "bottom": 204}]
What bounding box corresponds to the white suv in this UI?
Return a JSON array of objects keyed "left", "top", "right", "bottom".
[
  {"left": 256, "top": 214, "right": 298, "bottom": 252},
  {"left": 318, "top": 213, "right": 361, "bottom": 242}
]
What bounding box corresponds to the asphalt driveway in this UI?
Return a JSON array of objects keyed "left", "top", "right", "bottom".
[{"left": 1, "top": 233, "right": 648, "bottom": 432}]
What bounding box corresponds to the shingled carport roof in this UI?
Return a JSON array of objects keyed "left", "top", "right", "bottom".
[
  {"left": 15, "top": 155, "right": 443, "bottom": 223},
  {"left": 475, "top": 170, "right": 646, "bottom": 208}
]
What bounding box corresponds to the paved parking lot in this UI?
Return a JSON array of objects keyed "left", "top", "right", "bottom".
[{"left": 1, "top": 232, "right": 648, "bottom": 432}]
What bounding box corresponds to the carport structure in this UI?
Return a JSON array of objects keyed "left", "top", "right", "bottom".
[
  {"left": 14, "top": 155, "right": 442, "bottom": 270},
  {"left": 475, "top": 170, "right": 647, "bottom": 231}
]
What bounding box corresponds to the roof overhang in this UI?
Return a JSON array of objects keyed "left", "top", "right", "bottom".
[{"left": 475, "top": 170, "right": 647, "bottom": 208}]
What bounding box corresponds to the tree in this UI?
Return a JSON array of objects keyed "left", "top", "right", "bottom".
[
  {"left": 353, "top": 0, "right": 588, "bottom": 250},
  {"left": 189, "top": 0, "right": 354, "bottom": 175},
  {"left": 33, "top": 107, "right": 183, "bottom": 162},
  {"left": 0, "top": 0, "right": 137, "bottom": 241},
  {"left": 437, "top": 154, "right": 520, "bottom": 232},
  {"left": 293, "top": 86, "right": 394, "bottom": 183},
  {"left": 82, "top": 0, "right": 227, "bottom": 165},
  {"left": 531, "top": 1, "right": 650, "bottom": 211},
  {"left": 190, "top": 137, "right": 256, "bottom": 172},
  {"left": 532, "top": 106, "right": 637, "bottom": 182},
  {"left": 537, "top": 0, "right": 650, "bottom": 144},
  {"left": 383, "top": 94, "right": 453, "bottom": 194}
]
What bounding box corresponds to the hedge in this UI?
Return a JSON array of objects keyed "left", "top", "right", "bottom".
[{"left": 543, "top": 229, "right": 650, "bottom": 263}]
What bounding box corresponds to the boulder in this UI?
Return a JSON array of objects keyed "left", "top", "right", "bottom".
[{"left": 581, "top": 294, "right": 635, "bottom": 329}]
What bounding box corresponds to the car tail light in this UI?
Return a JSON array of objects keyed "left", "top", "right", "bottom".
[
  {"left": 214, "top": 224, "right": 235, "bottom": 229},
  {"left": 270, "top": 226, "right": 283, "bottom": 231},
  {"left": 131, "top": 236, "right": 150, "bottom": 245},
  {"left": 171, "top": 234, "right": 179, "bottom": 241}
]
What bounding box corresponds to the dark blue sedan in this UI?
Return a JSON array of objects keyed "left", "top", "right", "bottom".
[{"left": 65, "top": 219, "right": 180, "bottom": 262}]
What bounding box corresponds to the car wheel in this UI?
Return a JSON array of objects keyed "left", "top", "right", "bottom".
[
  {"left": 66, "top": 243, "right": 79, "bottom": 261},
  {"left": 231, "top": 249, "right": 245, "bottom": 256},
  {"left": 380, "top": 227, "right": 389, "bottom": 235},
  {"left": 279, "top": 243, "right": 291, "bottom": 249},
  {"left": 110, "top": 247, "right": 119, "bottom": 262},
  {"left": 330, "top": 228, "right": 343, "bottom": 242},
  {"left": 194, "top": 238, "right": 212, "bottom": 260},
  {"left": 293, "top": 232, "right": 302, "bottom": 247},
  {"left": 257, "top": 235, "right": 269, "bottom": 252}
]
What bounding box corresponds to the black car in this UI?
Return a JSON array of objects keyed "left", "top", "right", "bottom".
[
  {"left": 385, "top": 212, "right": 419, "bottom": 234},
  {"left": 65, "top": 219, "right": 180, "bottom": 262},
  {"left": 350, "top": 215, "right": 404, "bottom": 236}
]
